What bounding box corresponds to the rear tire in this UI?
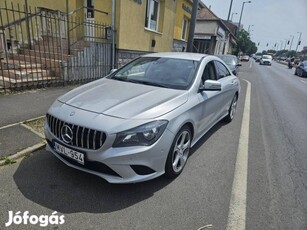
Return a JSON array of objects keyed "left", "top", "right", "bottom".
[
  {"left": 165, "top": 126, "right": 192, "bottom": 179},
  {"left": 224, "top": 94, "right": 238, "bottom": 123}
]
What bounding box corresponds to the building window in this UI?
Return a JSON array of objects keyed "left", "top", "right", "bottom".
[
  {"left": 181, "top": 17, "right": 189, "bottom": 40},
  {"left": 145, "top": 0, "right": 160, "bottom": 31}
]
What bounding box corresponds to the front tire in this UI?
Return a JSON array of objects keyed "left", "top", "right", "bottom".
[
  {"left": 224, "top": 94, "right": 238, "bottom": 123},
  {"left": 165, "top": 126, "right": 192, "bottom": 179}
]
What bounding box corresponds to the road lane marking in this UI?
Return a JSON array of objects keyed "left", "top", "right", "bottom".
[
  {"left": 249, "top": 61, "right": 253, "bottom": 69},
  {"left": 226, "top": 79, "right": 251, "bottom": 230},
  {"left": 0, "top": 115, "right": 45, "bottom": 130},
  {"left": 301, "top": 80, "right": 307, "bottom": 85}
]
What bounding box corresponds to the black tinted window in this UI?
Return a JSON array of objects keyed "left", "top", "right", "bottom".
[{"left": 202, "top": 61, "right": 217, "bottom": 83}]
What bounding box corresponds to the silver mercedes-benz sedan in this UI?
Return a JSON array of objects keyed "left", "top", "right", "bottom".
[{"left": 45, "top": 52, "right": 240, "bottom": 184}]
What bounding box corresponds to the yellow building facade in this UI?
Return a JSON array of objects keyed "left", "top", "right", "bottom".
[
  {"left": 1, "top": 0, "right": 202, "bottom": 66},
  {"left": 173, "top": 0, "right": 192, "bottom": 51}
]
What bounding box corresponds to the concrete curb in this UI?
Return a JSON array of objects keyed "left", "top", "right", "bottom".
[
  {"left": 0, "top": 141, "right": 46, "bottom": 166},
  {"left": 0, "top": 115, "right": 45, "bottom": 130},
  {"left": 0, "top": 116, "right": 46, "bottom": 166}
]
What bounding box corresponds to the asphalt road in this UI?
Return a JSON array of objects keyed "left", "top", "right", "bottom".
[
  {"left": 0, "top": 86, "right": 73, "bottom": 127},
  {"left": 0, "top": 60, "right": 306, "bottom": 229}
]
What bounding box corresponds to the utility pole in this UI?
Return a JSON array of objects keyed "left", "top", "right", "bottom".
[
  {"left": 66, "top": 0, "right": 70, "bottom": 55},
  {"left": 187, "top": 0, "right": 198, "bottom": 52},
  {"left": 112, "top": 0, "right": 116, "bottom": 69},
  {"left": 227, "top": 0, "right": 234, "bottom": 21}
]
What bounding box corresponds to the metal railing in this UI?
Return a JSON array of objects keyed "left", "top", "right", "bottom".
[{"left": 0, "top": 1, "right": 112, "bottom": 93}]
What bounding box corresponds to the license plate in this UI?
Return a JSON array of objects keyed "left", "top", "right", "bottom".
[{"left": 54, "top": 142, "right": 85, "bottom": 165}]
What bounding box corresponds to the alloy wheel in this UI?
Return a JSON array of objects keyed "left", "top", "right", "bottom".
[
  {"left": 229, "top": 95, "right": 238, "bottom": 120},
  {"left": 172, "top": 130, "right": 191, "bottom": 173}
]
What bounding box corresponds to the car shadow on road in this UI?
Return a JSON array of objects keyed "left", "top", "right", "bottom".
[
  {"left": 190, "top": 121, "right": 227, "bottom": 157},
  {"left": 13, "top": 150, "right": 172, "bottom": 214},
  {"left": 13, "top": 120, "right": 227, "bottom": 215}
]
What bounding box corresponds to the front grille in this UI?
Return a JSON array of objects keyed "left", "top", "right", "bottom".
[{"left": 46, "top": 114, "right": 106, "bottom": 150}]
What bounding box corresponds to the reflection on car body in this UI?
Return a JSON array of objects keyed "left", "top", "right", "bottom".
[{"left": 45, "top": 52, "right": 240, "bottom": 184}]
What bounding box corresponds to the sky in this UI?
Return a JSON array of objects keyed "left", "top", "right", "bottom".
[{"left": 200, "top": 0, "right": 307, "bottom": 53}]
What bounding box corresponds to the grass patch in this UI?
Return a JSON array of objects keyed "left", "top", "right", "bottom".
[
  {"left": 24, "top": 117, "right": 45, "bottom": 136},
  {"left": 0, "top": 157, "right": 16, "bottom": 165}
]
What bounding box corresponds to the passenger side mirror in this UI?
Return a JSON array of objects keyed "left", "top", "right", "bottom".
[
  {"left": 199, "top": 80, "right": 222, "bottom": 92},
  {"left": 236, "top": 63, "right": 242, "bottom": 67}
]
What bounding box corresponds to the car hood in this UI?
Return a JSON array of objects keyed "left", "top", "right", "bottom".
[{"left": 58, "top": 78, "right": 188, "bottom": 119}]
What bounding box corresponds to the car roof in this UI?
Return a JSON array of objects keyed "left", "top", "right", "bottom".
[{"left": 143, "top": 52, "right": 208, "bottom": 61}]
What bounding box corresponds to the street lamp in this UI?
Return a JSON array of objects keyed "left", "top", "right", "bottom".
[
  {"left": 284, "top": 39, "right": 287, "bottom": 50},
  {"left": 231, "top": 12, "right": 238, "bottom": 21},
  {"left": 289, "top": 35, "right": 294, "bottom": 51},
  {"left": 248, "top": 24, "right": 254, "bottom": 33},
  {"left": 237, "top": 1, "right": 252, "bottom": 34},
  {"left": 296, "top": 32, "right": 302, "bottom": 52}
]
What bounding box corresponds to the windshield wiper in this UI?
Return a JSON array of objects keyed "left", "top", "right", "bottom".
[
  {"left": 127, "top": 79, "right": 169, "bottom": 88},
  {"left": 111, "top": 77, "right": 169, "bottom": 88},
  {"left": 111, "top": 76, "right": 128, "bottom": 82}
]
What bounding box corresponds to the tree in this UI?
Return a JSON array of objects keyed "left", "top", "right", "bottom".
[{"left": 234, "top": 30, "right": 257, "bottom": 55}]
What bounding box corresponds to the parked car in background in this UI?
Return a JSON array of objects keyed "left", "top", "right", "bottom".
[
  {"left": 240, "top": 55, "right": 250, "bottom": 62},
  {"left": 216, "top": 54, "right": 241, "bottom": 76},
  {"left": 44, "top": 52, "right": 240, "bottom": 184},
  {"left": 260, "top": 55, "right": 273, "bottom": 65},
  {"left": 255, "top": 55, "right": 262, "bottom": 62},
  {"left": 294, "top": 61, "right": 307, "bottom": 77},
  {"left": 294, "top": 58, "right": 301, "bottom": 65}
]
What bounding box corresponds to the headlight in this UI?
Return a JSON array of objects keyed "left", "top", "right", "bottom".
[{"left": 113, "top": 120, "right": 168, "bottom": 147}]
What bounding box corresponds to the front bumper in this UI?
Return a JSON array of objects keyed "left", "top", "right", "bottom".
[
  {"left": 45, "top": 124, "right": 175, "bottom": 184},
  {"left": 261, "top": 60, "right": 272, "bottom": 65}
]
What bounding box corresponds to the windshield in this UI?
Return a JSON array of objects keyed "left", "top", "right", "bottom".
[
  {"left": 262, "top": 55, "right": 272, "bottom": 59},
  {"left": 217, "top": 56, "right": 236, "bottom": 65},
  {"left": 109, "top": 57, "right": 199, "bottom": 90}
]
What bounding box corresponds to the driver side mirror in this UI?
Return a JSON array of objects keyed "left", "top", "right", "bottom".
[{"left": 199, "top": 80, "right": 222, "bottom": 92}]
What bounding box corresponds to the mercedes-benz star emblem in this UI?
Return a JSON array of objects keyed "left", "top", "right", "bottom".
[{"left": 61, "top": 125, "right": 73, "bottom": 144}]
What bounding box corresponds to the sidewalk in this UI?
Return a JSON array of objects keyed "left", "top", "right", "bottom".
[{"left": 0, "top": 86, "right": 74, "bottom": 165}]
